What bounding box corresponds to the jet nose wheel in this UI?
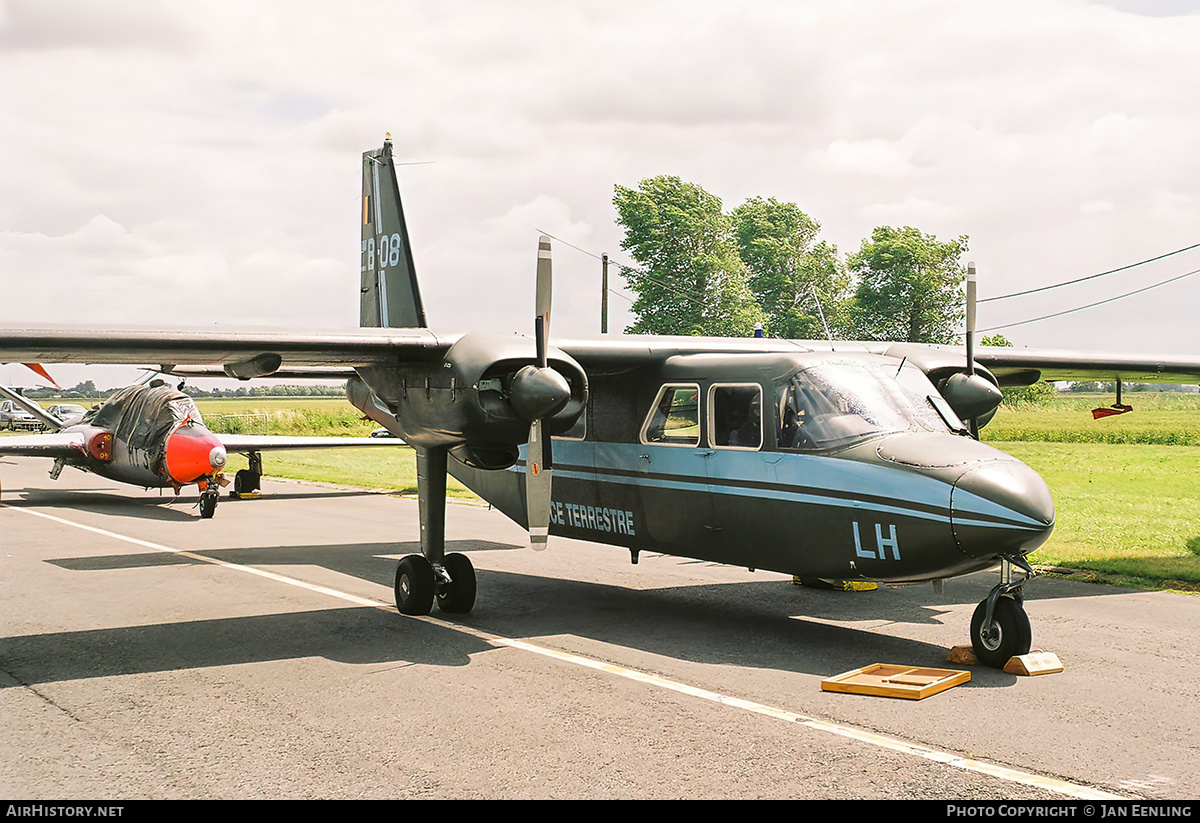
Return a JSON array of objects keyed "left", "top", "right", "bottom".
[
  {"left": 198, "top": 489, "right": 219, "bottom": 519},
  {"left": 970, "top": 597, "right": 1032, "bottom": 668}
]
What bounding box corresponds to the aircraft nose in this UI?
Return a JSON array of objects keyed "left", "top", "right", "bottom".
[
  {"left": 165, "top": 425, "right": 227, "bottom": 484},
  {"left": 950, "top": 459, "right": 1055, "bottom": 560}
]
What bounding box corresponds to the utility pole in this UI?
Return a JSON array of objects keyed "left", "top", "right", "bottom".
[{"left": 601, "top": 253, "right": 609, "bottom": 334}]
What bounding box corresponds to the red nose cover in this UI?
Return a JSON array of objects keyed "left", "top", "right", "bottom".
[{"left": 165, "top": 425, "right": 225, "bottom": 484}]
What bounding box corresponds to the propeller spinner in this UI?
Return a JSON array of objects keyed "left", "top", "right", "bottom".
[{"left": 510, "top": 236, "right": 571, "bottom": 549}]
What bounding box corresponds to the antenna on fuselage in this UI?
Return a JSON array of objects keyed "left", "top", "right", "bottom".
[{"left": 810, "top": 285, "right": 835, "bottom": 346}]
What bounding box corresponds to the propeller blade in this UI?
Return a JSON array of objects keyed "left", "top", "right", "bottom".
[
  {"left": 965, "top": 261, "right": 979, "bottom": 439},
  {"left": 966, "top": 261, "right": 977, "bottom": 377},
  {"left": 526, "top": 418, "right": 551, "bottom": 550},
  {"left": 536, "top": 235, "right": 551, "bottom": 369}
]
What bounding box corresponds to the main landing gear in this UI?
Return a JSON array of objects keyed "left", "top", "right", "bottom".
[
  {"left": 231, "top": 452, "right": 262, "bottom": 498},
  {"left": 970, "top": 556, "right": 1035, "bottom": 668},
  {"left": 392, "top": 446, "right": 476, "bottom": 616},
  {"left": 394, "top": 552, "right": 477, "bottom": 616}
]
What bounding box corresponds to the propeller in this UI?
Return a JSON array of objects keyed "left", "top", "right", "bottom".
[
  {"left": 965, "top": 261, "right": 980, "bottom": 439},
  {"left": 941, "top": 261, "right": 1001, "bottom": 436},
  {"left": 509, "top": 236, "right": 571, "bottom": 549}
]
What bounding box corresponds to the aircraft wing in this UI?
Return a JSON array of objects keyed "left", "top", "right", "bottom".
[
  {"left": 0, "top": 325, "right": 452, "bottom": 378},
  {"left": 0, "top": 431, "right": 86, "bottom": 459},
  {"left": 216, "top": 434, "right": 403, "bottom": 452},
  {"left": 554, "top": 338, "right": 1200, "bottom": 385},
  {"left": 4, "top": 326, "right": 1200, "bottom": 386},
  {"left": 970, "top": 347, "right": 1200, "bottom": 385}
]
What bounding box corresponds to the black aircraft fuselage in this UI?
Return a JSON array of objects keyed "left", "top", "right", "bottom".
[{"left": 350, "top": 349, "right": 1054, "bottom": 587}]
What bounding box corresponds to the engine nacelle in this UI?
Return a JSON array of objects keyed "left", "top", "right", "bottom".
[
  {"left": 884, "top": 343, "right": 1003, "bottom": 428},
  {"left": 350, "top": 331, "right": 588, "bottom": 457}
]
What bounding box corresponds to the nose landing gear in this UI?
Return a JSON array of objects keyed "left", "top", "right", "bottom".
[{"left": 970, "top": 556, "right": 1035, "bottom": 668}]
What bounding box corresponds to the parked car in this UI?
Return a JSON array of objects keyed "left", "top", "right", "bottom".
[
  {"left": 0, "top": 398, "right": 43, "bottom": 430},
  {"left": 47, "top": 403, "right": 88, "bottom": 423}
]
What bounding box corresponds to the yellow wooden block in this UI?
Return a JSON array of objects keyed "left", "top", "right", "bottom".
[
  {"left": 1003, "top": 650, "right": 1063, "bottom": 676},
  {"left": 822, "top": 664, "right": 970, "bottom": 700}
]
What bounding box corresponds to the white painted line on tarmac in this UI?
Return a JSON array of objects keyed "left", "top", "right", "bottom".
[{"left": 7, "top": 505, "right": 1127, "bottom": 801}]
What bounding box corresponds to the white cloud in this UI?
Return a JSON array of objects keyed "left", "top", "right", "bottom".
[{"left": 1, "top": 0, "right": 1199, "bottom": 355}]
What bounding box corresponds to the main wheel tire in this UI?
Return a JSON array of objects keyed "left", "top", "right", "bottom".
[
  {"left": 970, "top": 597, "right": 1032, "bottom": 668},
  {"left": 199, "top": 493, "right": 218, "bottom": 519},
  {"left": 395, "top": 554, "right": 435, "bottom": 616},
  {"left": 436, "top": 553, "right": 477, "bottom": 614},
  {"left": 233, "top": 470, "right": 260, "bottom": 494}
]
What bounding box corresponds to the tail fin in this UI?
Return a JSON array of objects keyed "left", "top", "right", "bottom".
[{"left": 361, "top": 135, "right": 427, "bottom": 328}]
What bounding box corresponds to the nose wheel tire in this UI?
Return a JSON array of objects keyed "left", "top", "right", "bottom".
[
  {"left": 970, "top": 596, "right": 1031, "bottom": 668},
  {"left": 436, "top": 552, "right": 476, "bottom": 614},
  {"left": 395, "top": 554, "right": 435, "bottom": 615},
  {"left": 198, "top": 490, "right": 219, "bottom": 519}
]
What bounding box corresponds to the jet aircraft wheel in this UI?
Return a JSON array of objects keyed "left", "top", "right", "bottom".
[
  {"left": 234, "top": 470, "right": 261, "bottom": 495},
  {"left": 198, "top": 491, "right": 219, "bottom": 519},
  {"left": 395, "top": 554, "right": 435, "bottom": 616},
  {"left": 970, "top": 596, "right": 1031, "bottom": 668},
  {"left": 436, "top": 553, "right": 477, "bottom": 614}
]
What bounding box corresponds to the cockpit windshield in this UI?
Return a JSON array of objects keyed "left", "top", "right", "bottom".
[
  {"left": 777, "top": 360, "right": 965, "bottom": 450},
  {"left": 90, "top": 383, "right": 204, "bottom": 447}
]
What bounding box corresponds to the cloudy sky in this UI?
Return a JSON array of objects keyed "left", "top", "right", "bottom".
[{"left": 2, "top": 0, "right": 1198, "bottom": 387}]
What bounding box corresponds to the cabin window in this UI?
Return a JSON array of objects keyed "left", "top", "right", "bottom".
[
  {"left": 641, "top": 384, "right": 701, "bottom": 446},
  {"left": 708, "top": 384, "right": 762, "bottom": 450}
]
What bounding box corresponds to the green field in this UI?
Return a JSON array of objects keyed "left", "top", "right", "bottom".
[
  {"left": 191, "top": 397, "right": 474, "bottom": 498},
  {"left": 983, "top": 394, "right": 1200, "bottom": 590}
]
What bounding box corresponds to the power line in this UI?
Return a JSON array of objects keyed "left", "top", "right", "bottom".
[
  {"left": 535, "top": 227, "right": 711, "bottom": 312},
  {"left": 980, "top": 266, "right": 1200, "bottom": 333},
  {"left": 981, "top": 241, "right": 1200, "bottom": 303}
]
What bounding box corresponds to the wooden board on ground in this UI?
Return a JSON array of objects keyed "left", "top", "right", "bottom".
[{"left": 822, "top": 664, "right": 971, "bottom": 700}]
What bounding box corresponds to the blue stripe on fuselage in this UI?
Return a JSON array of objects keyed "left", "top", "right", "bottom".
[{"left": 511, "top": 440, "right": 1046, "bottom": 532}]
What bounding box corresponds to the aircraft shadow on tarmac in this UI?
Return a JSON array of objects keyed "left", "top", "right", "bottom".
[
  {"left": 0, "top": 484, "right": 386, "bottom": 522},
  {"left": 7, "top": 535, "right": 1137, "bottom": 690}
]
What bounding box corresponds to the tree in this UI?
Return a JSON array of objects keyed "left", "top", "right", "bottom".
[
  {"left": 731, "top": 197, "right": 851, "bottom": 339},
  {"left": 614, "top": 177, "right": 763, "bottom": 336},
  {"left": 848, "top": 226, "right": 968, "bottom": 344}
]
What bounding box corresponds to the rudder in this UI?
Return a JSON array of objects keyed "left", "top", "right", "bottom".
[{"left": 361, "top": 136, "right": 427, "bottom": 328}]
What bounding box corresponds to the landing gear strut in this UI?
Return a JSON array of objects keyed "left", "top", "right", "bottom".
[
  {"left": 970, "top": 556, "right": 1035, "bottom": 668},
  {"left": 393, "top": 447, "right": 477, "bottom": 616}
]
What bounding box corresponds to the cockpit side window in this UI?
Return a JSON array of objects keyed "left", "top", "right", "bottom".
[
  {"left": 777, "top": 360, "right": 958, "bottom": 451},
  {"left": 640, "top": 384, "right": 701, "bottom": 446},
  {"left": 709, "top": 384, "right": 762, "bottom": 450}
]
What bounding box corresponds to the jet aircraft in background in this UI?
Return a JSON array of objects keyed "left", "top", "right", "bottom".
[
  {"left": 0, "top": 379, "right": 395, "bottom": 518},
  {"left": 4, "top": 137, "right": 1200, "bottom": 666}
]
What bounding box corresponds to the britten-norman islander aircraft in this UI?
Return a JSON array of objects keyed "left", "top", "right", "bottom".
[
  {"left": 0, "top": 377, "right": 394, "bottom": 518},
  {"left": 4, "top": 137, "right": 1200, "bottom": 666}
]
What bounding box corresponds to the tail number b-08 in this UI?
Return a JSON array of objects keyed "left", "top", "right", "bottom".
[
  {"left": 853, "top": 521, "right": 901, "bottom": 561},
  {"left": 363, "top": 233, "right": 403, "bottom": 270}
]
